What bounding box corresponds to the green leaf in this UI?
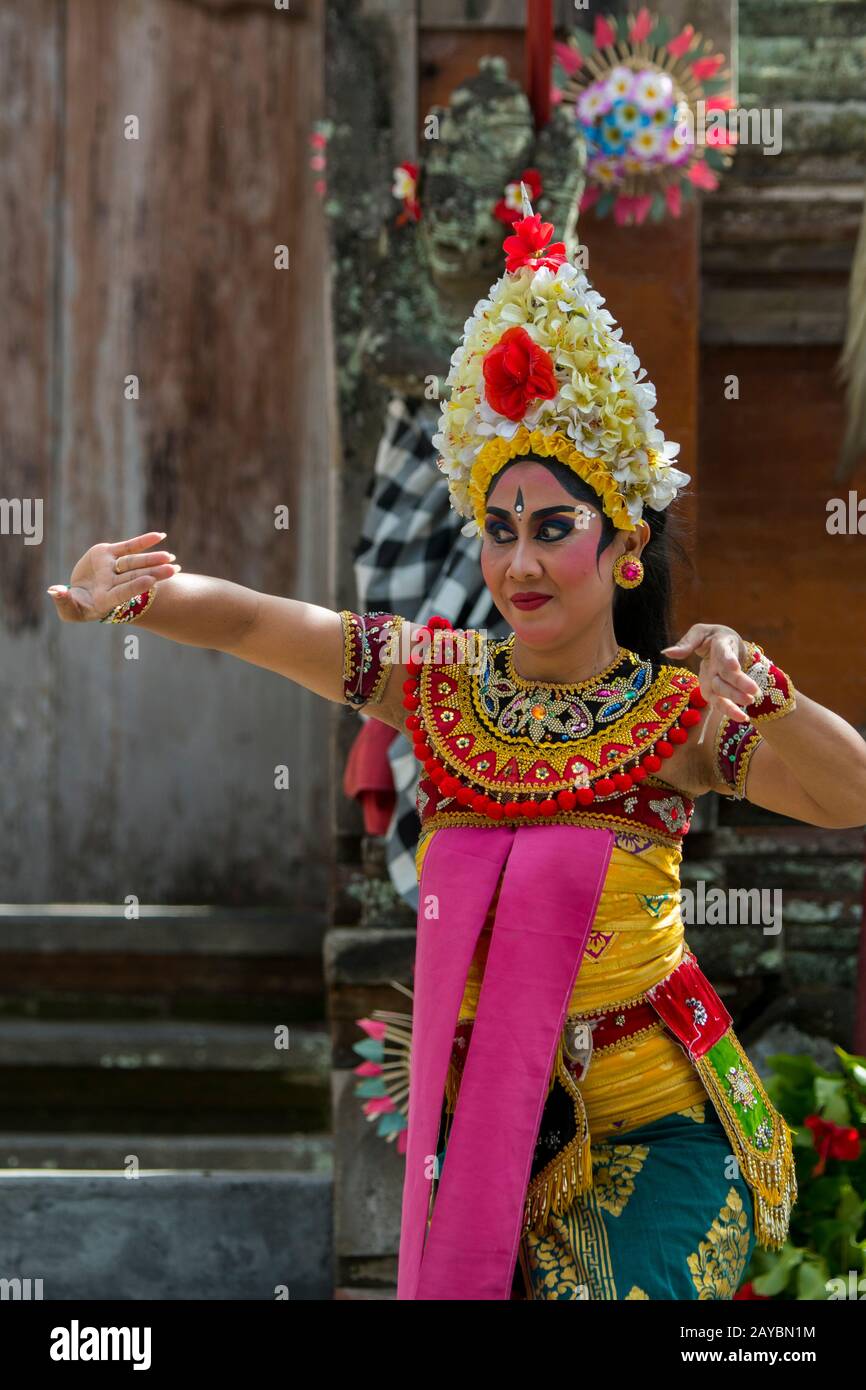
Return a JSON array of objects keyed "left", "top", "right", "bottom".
[
  {"left": 815, "top": 1076, "right": 852, "bottom": 1125},
  {"left": 570, "top": 27, "right": 596, "bottom": 57},
  {"left": 651, "top": 17, "right": 671, "bottom": 48},
  {"left": 751, "top": 1243, "right": 803, "bottom": 1296},
  {"left": 765, "top": 1052, "right": 823, "bottom": 1082},
  {"left": 797, "top": 1257, "right": 832, "bottom": 1301},
  {"left": 701, "top": 77, "right": 733, "bottom": 96},
  {"left": 834, "top": 1046, "right": 866, "bottom": 1095},
  {"left": 704, "top": 146, "right": 729, "bottom": 172}
]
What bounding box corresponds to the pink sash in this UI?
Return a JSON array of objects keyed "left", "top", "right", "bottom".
[{"left": 396, "top": 823, "right": 614, "bottom": 1300}]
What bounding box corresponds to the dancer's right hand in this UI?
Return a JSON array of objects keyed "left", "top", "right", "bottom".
[{"left": 46, "top": 530, "right": 181, "bottom": 622}]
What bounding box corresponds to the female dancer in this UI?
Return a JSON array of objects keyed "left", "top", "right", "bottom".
[{"left": 49, "top": 195, "right": 866, "bottom": 1301}]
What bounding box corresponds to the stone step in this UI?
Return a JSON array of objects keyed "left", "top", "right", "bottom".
[
  {"left": 0, "top": 1132, "right": 333, "bottom": 1173},
  {"left": 0, "top": 1021, "right": 332, "bottom": 1133},
  {"left": 739, "top": 0, "right": 866, "bottom": 42},
  {"left": 739, "top": 36, "right": 866, "bottom": 102},
  {"left": 739, "top": 61, "right": 866, "bottom": 107},
  {"left": 0, "top": 1171, "right": 333, "bottom": 1300},
  {"left": 693, "top": 103, "right": 866, "bottom": 187},
  {"left": 0, "top": 904, "right": 325, "bottom": 954},
  {"left": 699, "top": 182, "right": 863, "bottom": 337},
  {"left": 702, "top": 180, "right": 861, "bottom": 248},
  {"left": 717, "top": 102, "right": 866, "bottom": 155},
  {"left": 701, "top": 281, "right": 851, "bottom": 344},
  {"left": 0, "top": 1019, "right": 331, "bottom": 1071},
  {"left": 727, "top": 149, "right": 866, "bottom": 183},
  {"left": 0, "top": 904, "right": 326, "bottom": 1020}
]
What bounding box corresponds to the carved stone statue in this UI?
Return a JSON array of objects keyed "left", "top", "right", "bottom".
[{"left": 359, "top": 55, "right": 587, "bottom": 399}]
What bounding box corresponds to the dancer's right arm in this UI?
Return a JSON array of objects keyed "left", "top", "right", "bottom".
[{"left": 46, "top": 530, "right": 416, "bottom": 730}]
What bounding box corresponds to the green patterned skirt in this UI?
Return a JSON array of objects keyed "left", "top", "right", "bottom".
[{"left": 514, "top": 1104, "right": 756, "bottom": 1300}]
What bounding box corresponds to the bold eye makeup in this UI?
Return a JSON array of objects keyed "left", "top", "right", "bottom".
[{"left": 484, "top": 504, "right": 580, "bottom": 544}]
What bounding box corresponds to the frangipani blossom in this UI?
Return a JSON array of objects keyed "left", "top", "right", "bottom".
[
  {"left": 578, "top": 84, "right": 614, "bottom": 122},
  {"left": 607, "top": 65, "right": 634, "bottom": 100},
  {"left": 635, "top": 70, "right": 673, "bottom": 113}
]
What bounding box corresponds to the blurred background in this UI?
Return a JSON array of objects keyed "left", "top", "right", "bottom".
[{"left": 0, "top": 0, "right": 864, "bottom": 1301}]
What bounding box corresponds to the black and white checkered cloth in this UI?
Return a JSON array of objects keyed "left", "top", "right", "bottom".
[{"left": 352, "top": 393, "right": 509, "bottom": 907}]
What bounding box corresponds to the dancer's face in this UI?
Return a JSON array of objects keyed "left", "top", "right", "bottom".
[{"left": 480, "top": 461, "right": 617, "bottom": 648}]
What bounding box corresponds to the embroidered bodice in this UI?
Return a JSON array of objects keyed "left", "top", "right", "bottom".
[
  {"left": 338, "top": 608, "right": 766, "bottom": 822},
  {"left": 414, "top": 631, "right": 702, "bottom": 847}
]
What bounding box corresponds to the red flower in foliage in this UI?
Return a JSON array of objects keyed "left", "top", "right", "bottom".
[
  {"left": 482, "top": 326, "right": 557, "bottom": 422},
  {"left": 493, "top": 168, "right": 543, "bottom": 226},
  {"left": 804, "top": 1114, "right": 861, "bottom": 1177},
  {"left": 502, "top": 213, "right": 567, "bottom": 275},
  {"left": 393, "top": 161, "right": 421, "bottom": 225},
  {"left": 733, "top": 1281, "right": 770, "bottom": 1300}
]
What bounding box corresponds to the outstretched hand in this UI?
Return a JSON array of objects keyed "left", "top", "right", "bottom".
[
  {"left": 661, "top": 623, "right": 760, "bottom": 724},
  {"left": 46, "top": 531, "right": 181, "bottom": 623}
]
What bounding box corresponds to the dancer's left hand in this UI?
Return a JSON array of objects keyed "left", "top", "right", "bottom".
[{"left": 661, "top": 624, "right": 761, "bottom": 723}]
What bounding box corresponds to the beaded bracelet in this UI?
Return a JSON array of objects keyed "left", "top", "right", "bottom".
[
  {"left": 713, "top": 716, "right": 763, "bottom": 799},
  {"left": 99, "top": 588, "right": 156, "bottom": 624},
  {"left": 741, "top": 641, "right": 797, "bottom": 723}
]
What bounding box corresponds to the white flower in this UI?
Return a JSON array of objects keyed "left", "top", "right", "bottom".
[
  {"left": 635, "top": 70, "right": 674, "bottom": 114},
  {"left": 607, "top": 65, "right": 635, "bottom": 100},
  {"left": 392, "top": 166, "right": 416, "bottom": 199},
  {"left": 631, "top": 126, "right": 664, "bottom": 158}
]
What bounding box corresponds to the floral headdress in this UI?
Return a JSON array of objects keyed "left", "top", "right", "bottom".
[{"left": 432, "top": 184, "right": 690, "bottom": 536}]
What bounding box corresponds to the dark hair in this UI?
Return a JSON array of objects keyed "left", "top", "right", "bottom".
[{"left": 486, "top": 454, "right": 693, "bottom": 664}]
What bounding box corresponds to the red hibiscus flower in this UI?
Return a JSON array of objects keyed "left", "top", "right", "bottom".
[
  {"left": 482, "top": 325, "right": 557, "bottom": 422},
  {"left": 502, "top": 213, "right": 567, "bottom": 275},
  {"left": 393, "top": 161, "right": 421, "bottom": 225},
  {"left": 733, "top": 1281, "right": 770, "bottom": 1300},
  {"left": 493, "top": 167, "right": 543, "bottom": 226},
  {"left": 804, "top": 1113, "right": 861, "bottom": 1177}
]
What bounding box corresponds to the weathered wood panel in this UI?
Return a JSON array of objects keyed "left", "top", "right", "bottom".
[
  {"left": 0, "top": 0, "right": 61, "bottom": 897},
  {"left": 0, "top": 0, "right": 336, "bottom": 909},
  {"left": 698, "top": 344, "right": 866, "bottom": 722}
]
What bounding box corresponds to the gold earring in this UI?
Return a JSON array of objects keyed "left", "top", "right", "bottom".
[{"left": 613, "top": 554, "right": 644, "bottom": 588}]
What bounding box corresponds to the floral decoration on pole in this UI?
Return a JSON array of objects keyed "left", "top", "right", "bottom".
[{"left": 552, "top": 8, "right": 736, "bottom": 226}]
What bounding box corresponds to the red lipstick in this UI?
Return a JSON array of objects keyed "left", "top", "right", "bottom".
[{"left": 510, "top": 592, "right": 552, "bottom": 611}]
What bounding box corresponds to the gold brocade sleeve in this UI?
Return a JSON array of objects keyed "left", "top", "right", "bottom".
[{"left": 338, "top": 610, "right": 405, "bottom": 709}]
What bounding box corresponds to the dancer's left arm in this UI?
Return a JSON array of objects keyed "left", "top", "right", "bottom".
[{"left": 664, "top": 623, "right": 866, "bottom": 830}]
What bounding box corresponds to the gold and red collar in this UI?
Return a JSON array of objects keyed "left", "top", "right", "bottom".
[{"left": 401, "top": 617, "right": 707, "bottom": 842}]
